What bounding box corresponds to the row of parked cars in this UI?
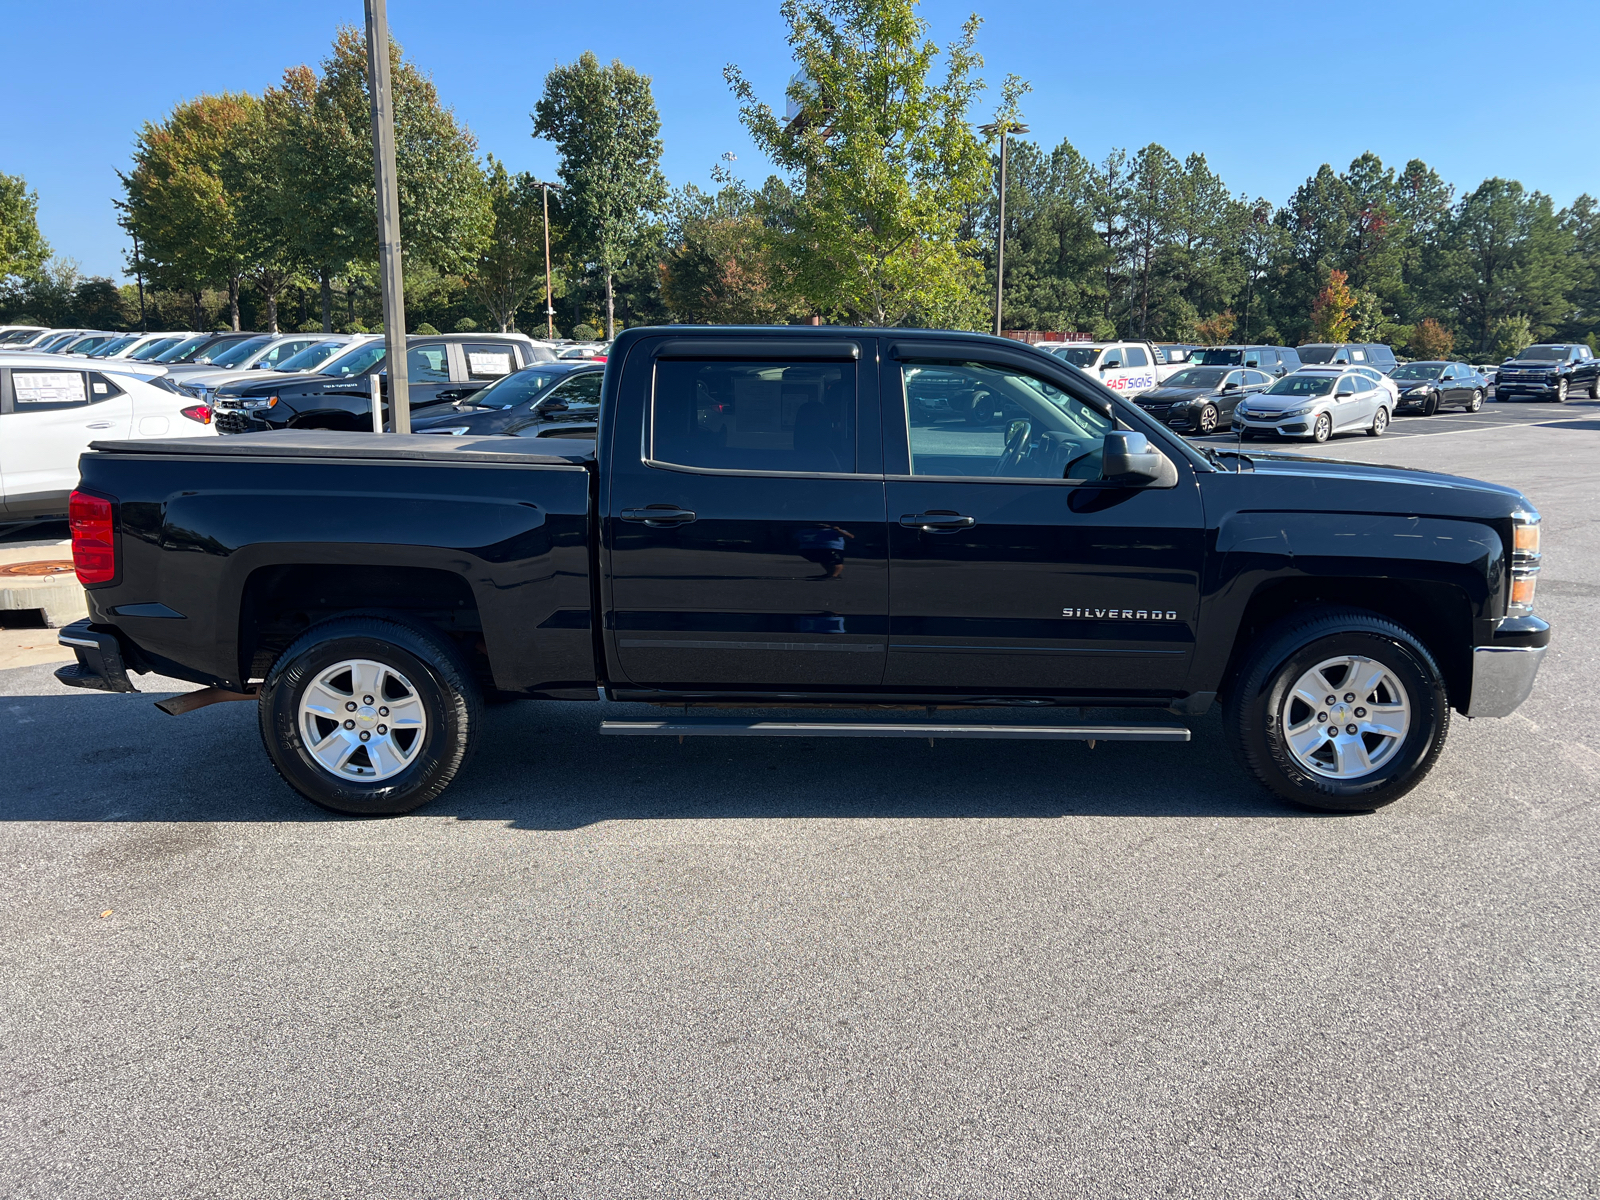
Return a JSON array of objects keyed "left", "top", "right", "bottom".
[
  {"left": 1036, "top": 336, "right": 1600, "bottom": 442},
  {"left": 0, "top": 324, "right": 608, "bottom": 522}
]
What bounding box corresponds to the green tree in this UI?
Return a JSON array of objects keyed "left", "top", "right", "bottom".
[
  {"left": 266, "top": 29, "right": 491, "bottom": 332},
  {"left": 1310, "top": 268, "right": 1356, "bottom": 342},
  {"left": 1489, "top": 313, "right": 1533, "bottom": 361},
  {"left": 1557, "top": 193, "right": 1600, "bottom": 342},
  {"left": 1448, "top": 179, "right": 1572, "bottom": 352},
  {"left": 1125, "top": 144, "right": 1179, "bottom": 337},
  {"left": 534, "top": 51, "right": 667, "bottom": 340},
  {"left": 726, "top": 0, "right": 1015, "bottom": 328},
  {"left": 122, "top": 93, "right": 257, "bottom": 330},
  {"left": 469, "top": 157, "right": 559, "bottom": 333},
  {"left": 662, "top": 175, "right": 808, "bottom": 324},
  {"left": 0, "top": 172, "right": 50, "bottom": 291}
]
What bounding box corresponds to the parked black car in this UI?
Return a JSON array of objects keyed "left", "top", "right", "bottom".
[
  {"left": 211, "top": 333, "right": 555, "bottom": 433},
  {"left": 1186, "top": 345, "right": 1302, "bottom": 376},
  {"left": 1390, "top": 362, "right": 1487, "bottom": 415},
  {"left": 1493, "top": 343, "right": 1600, "bottom": 403},
  {"left": 1134, "top": 365, "right": 1276, "bottom": 433},
  {"left": 412, "top": 361, "right": 603, "bottom": 437},
  {"left": 1296, "top": 343, "right": 1398, "bottom": 373},
  {"left": 61, "top": 325, "right": 1549, "bottom": 820}
]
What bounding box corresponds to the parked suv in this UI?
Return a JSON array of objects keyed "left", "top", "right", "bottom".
[
  {"left": 1296, "top": 343, "right": 1398, "bottom": 373},
  {"left": 211, "top": 332, "right": 557, "bottom": 433},
  {"left": 1187, "top": 345, "right": 1302, "bottom": 376},
  {"left": 1493, "top": 343, "right": 1600, "bottom": 403}
]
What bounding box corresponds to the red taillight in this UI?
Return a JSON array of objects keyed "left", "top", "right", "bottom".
[
  {"left": 69, "top": 491, "right": 116, "bottom": 585},
  {"left": 180, "top": 404, "right": 212, "bottom": 425}
]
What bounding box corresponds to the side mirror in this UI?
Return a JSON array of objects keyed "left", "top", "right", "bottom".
[
  {"left": 1100, "top": 360, "right": 1120, "bottom": 370},
  {"left": 1335, "top": 389, "right": 1353, "bottom": 398},
  {"left": 540, "top": 399, "right": 568, "bottom": 412},
  {"left": 1222, "top": 381, "right": 1240, "bottom": 391},
  {"left": 1102, "top": 431, "right": 1174, "bottom": 486},
  {"left": 1245, "top": 359, "right": 1259, "bottom": 368}
]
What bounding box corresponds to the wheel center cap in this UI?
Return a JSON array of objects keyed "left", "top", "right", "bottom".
[{"left": 356, "top": 705, "right": 378, "bottom": 726}]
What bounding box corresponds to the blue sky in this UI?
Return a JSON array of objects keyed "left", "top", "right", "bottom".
[{"left": 4, "top": 0, "right": 1596, "bottom": 280}]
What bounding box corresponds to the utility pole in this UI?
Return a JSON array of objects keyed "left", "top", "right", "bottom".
[
  {"left": 131, "top": 229, "right": 147, "bottom": 332},
  {"left": 979, "top": 119, "right": 1028, "bottom": 338},
  {"left": 534, "top": 180, "right": 562, "bottom": 340},
  {"left": 364, "top": 0, "right": 409, "bottom": 432}
]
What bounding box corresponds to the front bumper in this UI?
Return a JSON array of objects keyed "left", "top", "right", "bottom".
[
  {"left": 1231, "top": 414, "right": 1313, "bottom": 438},
  {"left": 1466, "top": 615, "right": 1551, "bottom": 717},
  {"left": 213, "top": 407, "right": 282, "bottom": 435}
]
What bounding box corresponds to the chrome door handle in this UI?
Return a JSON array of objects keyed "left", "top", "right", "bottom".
[
  {"left": 621, "top": 505, "right": 697, "bottom": 526},
  {"left": 901, "top": 512, "right": 976, "bottom": 531},
  {"left": 86, "top": 422, "right": 116, "bottom": 429}
]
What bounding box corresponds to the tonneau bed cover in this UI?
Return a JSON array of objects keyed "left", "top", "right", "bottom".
[{"left": 88, "top": 429, "right": 594, "bottom": 466}]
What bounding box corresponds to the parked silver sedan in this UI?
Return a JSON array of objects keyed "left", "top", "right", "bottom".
[{"left": 1231, "top": 368, "right": 1393, "bottom": 442}]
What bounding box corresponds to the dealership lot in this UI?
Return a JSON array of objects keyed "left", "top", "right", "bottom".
[{"left": 1, "top": 407, "right": 1596, "bottom": 1198}]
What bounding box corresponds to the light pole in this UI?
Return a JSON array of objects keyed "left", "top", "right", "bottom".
[
  {"left": 533, "top": 180, "right": 562, "bottom": 340},
  {"left": 363, "top": 0, "right": 409, "bottom": 431},
  {"left": 979, "top": 119, "right": 1028, "bottom": 338}
]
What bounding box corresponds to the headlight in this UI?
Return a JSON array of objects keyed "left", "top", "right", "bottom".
[
  {"left": 1403, "top": 386, "right": 1432, "bottom": 396},
  {"left": 1280, "top": 405, "right": 1313, "bottom": 418},
  {"left": 1233, "top": 402, "right": 1248, "bottom": 415},
  {"left": 1509, "top": 509, "right": 1541, "bottom": 614},
  {"left": 241, "top": 396, "right": 278, "bottom": 410}
]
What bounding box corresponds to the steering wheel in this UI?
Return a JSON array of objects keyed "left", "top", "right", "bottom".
[{"left": 992, "top": 419, "right": 1033, "bottom": 476}]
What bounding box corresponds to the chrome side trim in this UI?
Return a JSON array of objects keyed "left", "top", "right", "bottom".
[{"left": 1466, "top": 645, "right": 1547, "bottom": 718}]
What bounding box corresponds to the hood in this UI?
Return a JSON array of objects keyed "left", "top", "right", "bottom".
[
  {"left": 1235, "top": 451, "right": 1528, "bottom": 512},
  {"left": 1139, "top": 386, "right": 1210, "bottom": 402},
  {"left": 217, "top": 371, "right": 341, "bottom": 398}
]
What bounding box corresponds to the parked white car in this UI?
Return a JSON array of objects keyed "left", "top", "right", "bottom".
[
  {"left": 1231, "top": 367, "right": 1394, "bottom": 443},
  {"left": 0, "top": 355, "right": 215, "bottom": 521},
  {"left": 1043, "top": 340, "right": 1178, "bottom": 396},
  {"left": 83, "top": 332, "right": 195, "bottom": 362}
]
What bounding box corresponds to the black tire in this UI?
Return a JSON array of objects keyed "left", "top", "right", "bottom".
[
  {"left": 1424, "top": 393, "right": 1438, "bottom": 416},
  {"left": 1590, "top": 376, "right": 1599, "bottom": 400},
  {"left": 1369, "top": 406, "right": 1389, "bottom": 437},
  {"left": 1467, "top": 389, "right": 1483, "bottom": 413},
  {"left": 1196, "top": 403, "right": 1218, "bottom": 434},
  {"left": 1554, "top": 378, "right": 1568, "bottom": 403},
  {"left": 1223, "top": 607, "right": 1449, "bottom": 812},
  {"left": 258, "top": 615, "right": 483, "bottom": 816},
  {"left": 1311, "top": 412, "right": 1332, "bottom": 443}
]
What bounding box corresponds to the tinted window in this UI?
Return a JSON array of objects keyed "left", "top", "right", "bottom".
[
  {"left": 1296, "top": 345, "right": 1336, "bottom": 364},
  {"left": 465, "top": 343, "right": 518, "bottom": 380},
  {"left": 1245, "top": 370, "right": 1272, "bottom": 386},
  {"left": 463, "top": 366, "right": 572, "bottom": 409},
  {"left": 407, "top": 344, "right": 450, "bottom": 382},
  {"left": 653, "top": 359, "right": 855, "bottom": 474},
  {"left": 1165, "top": 368, "right": 1229, "bottom": 388},
  {"left": 254, "top": 339, "right": 316, "bottom": 368},
  {"left": 1124, "top": 346, "right": 1149, "bottom": 367},
  {"left": 278, "top": 340, "right": 348, "bottom": 372},
  {"left": 1517, "top": 346, "right": 1566, "bottom": 361},
  {"left": 543, "top": 370, "right": 602, "bottom": 409},
  {"left": 1392, "top": 363, "right": 1442, "bottom": 381},
  {"left": 323, "top": 343, "right": 387, "bottom": 377},
  {"left": 1190, "top": 349, "right": 1243, "bottom": 365},
  {"left": 1266, "top": 375, "right": 1335, "bottom": 397},
  {"left": 1223, "top": 371, "right": 1244, "bottom": 388},
  {"left": 1050, "top": 346, "right": 1099, "bottom": 367},
  {"left": 1277, "top": 348, "right": 1302, "bottom": 371},
  {"left": 903, "top": 361, "right": 1114, "bottom": 481},
  {"left": 205, "top": 336, "right": 273, "bottom": 367}
]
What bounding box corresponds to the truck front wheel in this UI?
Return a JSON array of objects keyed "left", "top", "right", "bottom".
[
  {"left": 1224, "top": 608, "right": 1449, "bottom": 812},
  {"left": 258, "top": 615, "right": 483, "bottom": 815}
]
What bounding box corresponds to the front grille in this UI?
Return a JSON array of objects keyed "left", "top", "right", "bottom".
[{"left": 215, "top": 411, "right": 252, "bottom": 435}]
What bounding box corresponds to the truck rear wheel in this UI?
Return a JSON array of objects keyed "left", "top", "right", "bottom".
[
  {"left": 258, "top": 615, "right": 482, "bottom": 816},
  {"left": 1224, "top": 608, "right": 1448, "bottom": 812}
]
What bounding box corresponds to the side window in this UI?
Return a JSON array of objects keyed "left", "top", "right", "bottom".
[
  {"left": 1350, "top": 348, "right": 1367, "bottom": 362},
  {"left": 544, "top": 371, "right": 602, "bottom": 410},
  {"left": 465, "top": 343, "right": 517, "bottom": 381},
  {"left": 1222, "top": 370, "right": 1245, "bottom": 389},
  {"left": 903, "top": 360, "right": 1115, "bottom": 481},
  {"left": 407, "top": 344, "right": 450, "bottom": 382},
  {"left": 1338, "top": 373, "right": 1365, "bottom": 394},
  {"left": 1124, "top": 346, "right": 1149, "bottom": 368},
  {"left": 256, "top": 339, "right": 312, "bottom": 368},
  {"left": 88, "top": 372, "right": 125, "bottom": 400},
  {"left": 1100, "top": 347, "right": 1122, "bottom": 368},
  {"left": 12, "top": 370, "right": 89, "bottom": 409},
  {"left": 1245, "top": 370, "right": 1272, "bottom": 386},
  {"left": 652, "top": 359, "right": 855, "bottom": 474}
]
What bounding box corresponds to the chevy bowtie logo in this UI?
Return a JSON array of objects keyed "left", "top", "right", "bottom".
[{"left": 1063, "top": 607, "right": 1180, "bottom": 620}]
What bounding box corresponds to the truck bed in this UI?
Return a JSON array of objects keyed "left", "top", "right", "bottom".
[{"left": 89, "top": 429, "right": 594, "bottom": 466}]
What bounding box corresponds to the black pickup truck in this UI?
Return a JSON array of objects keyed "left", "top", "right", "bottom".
[
  {"left": 1492, "top": 342, "right": 1600, "bottom": 403},
  {"left": 57, "top": 326, "right": 1550, "bottom": 816}
]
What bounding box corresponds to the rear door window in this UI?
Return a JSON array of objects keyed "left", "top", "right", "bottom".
[
  {"left": 12, "top": 370, "right": 89, "bottom": 409},
  {"left": 652, "top": 359, "right": 856, "bottom": 474},
  {"left": 1124, "top": 346, "right": 1149, "bottom": 368},
  {"left": 407, "top": 344, "right": 450, "bottom": 382},
  {"left": 464, "top": 343, "right": 518, "bottom": 380}
]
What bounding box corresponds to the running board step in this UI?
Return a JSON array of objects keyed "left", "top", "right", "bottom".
[{"left": 600, "top": 718, "right": 1190, "bottom": 742}]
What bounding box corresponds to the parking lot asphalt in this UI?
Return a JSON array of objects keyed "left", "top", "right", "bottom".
[{"left": 2, "top": 407, "right": 1597, "bottom": 1199}]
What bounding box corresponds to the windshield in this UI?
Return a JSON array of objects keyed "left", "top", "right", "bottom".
[
  {"left": 87, "top": 336, "right": 138, "bottom": 357},
  {"left": 1514, "top": 345, "right": 1565, "bottom": 362},
  {"left": 323, "top": 343, "right": 387, "bottom": 376},
  {"left": 153, "top": 335, "right": 212, "bottom": 362},
  {"left": 1296, "top": 345, "right": 1340, "bottom": 363},
  {"left": 1189, "top": 349, "right": 1243, "bottom": 365},
  {"left": 201, "top": 335, "right": 272, "bottom": 367},
  {"left": 1391, "top": 363, "right": 1445, "bottom": 380},
  {"left": 463, "top": 366, "right": 578, "bottom": 409},
  {"left": 277, "top": 340, "right": 347, "bottom": 372},
  {"left": 129, "top": 337, "right": 181, "bottom": 360},
  {"left": 1049, "top": 346, "right": 1100, "bottom": 367},
  {"left": 1265, "top": 375, "right": 1335, "bottom": 397},
  {"left": 1164, "top": 367, "right": 1229, "bottom": 388}
]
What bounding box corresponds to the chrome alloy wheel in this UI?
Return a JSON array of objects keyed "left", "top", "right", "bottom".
[
  {"left": 1280, "top": 655, "right": 1411, "bottom": 780},
  {"left": 298, "top": 658, "right": 428, "bottom": 781}
]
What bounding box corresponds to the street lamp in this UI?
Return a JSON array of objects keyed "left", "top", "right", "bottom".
[
  {"left": 532, "top": 180, "right": 563, "bottom": 340},
  {"left": 979, "top": 119, "right": 1029, "bottom": 338}
]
